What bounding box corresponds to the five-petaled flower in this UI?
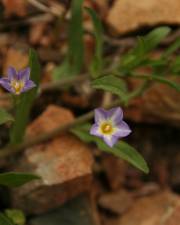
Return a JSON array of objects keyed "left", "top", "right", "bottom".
[
  {"left": 90, "top": 107, "right": 131, "bottom": 147},
  {"left": 0, "top": 67, "right": 36, "bottom": 95}
]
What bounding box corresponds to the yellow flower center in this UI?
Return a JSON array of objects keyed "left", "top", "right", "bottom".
[
  {"left": 11, "top": 80, "right": 25, "bottom": 95},
  {"left": 101, "top": 122, "right": 113, "bottom": 134}
]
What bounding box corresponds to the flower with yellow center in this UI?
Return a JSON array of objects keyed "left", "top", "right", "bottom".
[
  {"left": 90, "top": 107, "right": 131, "bottom": 147},
  {"left": 0, "top": 67, "right": 36, "bottom": 95}
]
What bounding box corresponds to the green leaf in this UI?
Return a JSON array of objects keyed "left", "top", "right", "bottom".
[
  {"left": 0, "top": 109, "right": 14, "bottom": 125},
  {"left": 71, "top": 124, "right": 149, "bottom": 173},
  {"left": 0, "top": 172, "right": 40, "bottom": 187},
  {"left": 0, "top": 213, "right": 14, "bottom": 225},
  {"left": 10, "top": 49, "right": 41, "bottom": 145},
  {"left": 170, "top": 56, "right": 180, "bottom": 74},
  {"left": 68, "top": 0, "right": 84, "bottom": 74},
  {"left": 139, "top": 27, "right": 171, "bottom": 53},
  {"left": 120, "top": 27, "right": 171, "bottom": 71},
  {"left": 53, "top": 0, "right": 84, "bottom": 80},
  {"left": 92, "top": 75, "right": 128, "bottom": 101},
  {"left": 162, "top": 37, "right": 180, "bottom": 58},
  {"left": 53, "top": 59, "right": 71, "bottom": 80},
  {"left": 151, "top": 75, "right": 180, "bottom": 91},
  {"left": 85, "top": 7, "right": 103, "bottom": 78},
  {"left": 5, "top": 209, "right": 26, "bottom": 225}
]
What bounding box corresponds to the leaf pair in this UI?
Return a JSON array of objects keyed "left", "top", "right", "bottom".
[{"left": 119, "top": 27, "right": 171, "bottom": 72}]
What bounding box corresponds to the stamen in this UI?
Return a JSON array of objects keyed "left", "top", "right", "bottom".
[
  {"left": 11, "top": 80, "right": 25, "bottom": 94},
  {"left": 101, "top": 122, "right": 113, "bottom": 134}
]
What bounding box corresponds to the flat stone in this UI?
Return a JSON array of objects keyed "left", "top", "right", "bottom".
[
  {"left": 11, "top": 105, "right": 93, "bottom": 214},
  {"left": 102, "top": 154, "right": 127, "bottom": 190},
  {"left": 117, "top": 191, "right": 180, "bottom": 225},
  {"left": 107, "top": 0, "right": 180, "bottom": 34},
  {"left": 29, "top": 195, "right": 96, "bottom": 225},
  {"left": 125, "top": 77, "right": 180, "bottom": 126},
  {"left": 98, "top": 190, "right": 133, "bottom": 214}
]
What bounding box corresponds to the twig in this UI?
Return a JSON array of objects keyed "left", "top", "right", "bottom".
[
  {"left": 40, "top": 74, "right": 88, "bottom": 92},
  {"left": 0, "top": 75, "right": 89, "bottom": 101},
  {"left": 0, "top": 100, "right": 120, "bottom": 159},
  {"left": 0, "top": 111, "right": 94, "bottom": 158},
  {"left": 0, "top": 14, "right": 54, "bottom": 30},
  {"left": 28, "top": 0, "right": 64, "bottom": 17}
]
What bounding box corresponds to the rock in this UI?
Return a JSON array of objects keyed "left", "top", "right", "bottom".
[
  {"left": 102, "top": 154, "right": 127, "bottom": 190},
  {"left": 98, "top": 190, "right": 133, "bottom": 215},
  {"left": 3, "top": 48, "right": 28, "bottom": 74},
  {"left": 11, "top": 105, "right": 93, "bottom": 214},
  {"left": 2, "top": 0, "right": 27, "bottom": 17},
  {"left": 107, "top": 0, "right": 180, "bottom": 34},
  {"left": 117, "top": 191, "right": 180, "bottom": 225},
  {"left": 29, "top": 195, "right": 97, "bottom": 225},
  {"left": 125, "top": 73, "right": 180, "bottom": 126}
]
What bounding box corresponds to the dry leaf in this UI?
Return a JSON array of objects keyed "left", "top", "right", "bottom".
[{"left": 2, "top": 0, "right": 27, "bottom": 17}]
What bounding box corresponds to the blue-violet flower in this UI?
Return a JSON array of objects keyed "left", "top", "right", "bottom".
[
  {"left": 0, "top": 67, "right": 36, "bottom": 95},
  {"left": 90, "top": 107, "right": 131, "bottom": 147}
]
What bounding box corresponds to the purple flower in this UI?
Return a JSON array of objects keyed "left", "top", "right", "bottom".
[
  {"left": 90, "top": 107, "right": 131, "bottom": 147},
  {"left": 0, "top": 67, "right": 36, "bottom": 95}
]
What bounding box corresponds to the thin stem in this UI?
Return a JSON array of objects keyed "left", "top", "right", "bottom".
[
  {"left": 40, "top": 75, "right": 88, "bottom": 92},
  {"left": 0, "top": 100, "right": 120, "bottom": 159},
  {"left": 126, "top": 80, "right": 152, "bottom": 103},
  {"left": 0, "top": 75, "right": 89, "bottom": 101}
]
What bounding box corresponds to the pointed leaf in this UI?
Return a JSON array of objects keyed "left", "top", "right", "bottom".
[
  {"left": 5, "top": 209, "right": 26, "bottom": 225},
  {"left": 68, "top": 0, "right": 84, "bottom": 75},
  {"left": 85, "top": 7, "right": 103, "bottom": 78},
  {"left": 92, "top": 75, "right": 128, "bottom": 101},
  {"left": 71, "top": 124, "right": 149, "bottom": 173},
  {"left": 0, "top": 109, "right": 13, "bottom": 125},
  {"left": 0, "top": 172, "right": 40, "bottom": 187},
  {"left": 120, "top": 27, "right": 171, "bottom": 71},
  {"left": 151, "top": 75, "right": 180, "bottom": 91},
  {"left": 0, "top": 213, "right": 14, "bottom": 225}
]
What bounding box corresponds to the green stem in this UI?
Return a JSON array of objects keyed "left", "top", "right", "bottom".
[{"left": 0, "top": 100, "right": 121, "bottom": 159}]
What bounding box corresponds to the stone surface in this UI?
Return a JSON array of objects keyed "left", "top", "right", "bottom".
[
  {"left": 11, "top": 105, "right": 93, "bottom": 214},
  {"left": 117, "top": 191, "right": 180, "bottom": 225},
  {"left": 102, "top": 154, "right": 127, "bottom": 190},
  {"left": 107, "top": 0, "right": 180, "bottom": 34},
  {"left": 125, "top": 77, "right": 180, "bottom": 126},
  {"left": 3, "top": 48, "right": 28, "bottom": 74},
  {"left": 29, "top": 195, "right": 96, "bottom": 225},
  {"left": 98, "top": 190, "right": 133, "bottom": 215}
]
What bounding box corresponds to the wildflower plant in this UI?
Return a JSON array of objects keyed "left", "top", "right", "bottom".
[
  {"left": 0, "top": 2, "right": 180, "bottom": 223},
  {"left": 0, "top": 49, "right": 41, "bottom": 203}
]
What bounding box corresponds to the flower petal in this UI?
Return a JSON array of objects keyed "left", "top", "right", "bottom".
[
  {"left": 0, "top": 78, "right": 13, "bottom": 92},
  {"left": 7, "top": 67, "right": 17, "bottom": 80},
  {"left": 22, "top": 80, "right": 36, "bottom": 92},
  {"left": 94, "top": 108, "right": 107, "bottom": 124},
  {"left": 114, "top": 121, "right": 131, "bottom": 138},
  {"left": 90, "top": 124, "right": 102, "bottom": 137},
  {"left": 18, "top": 67, "right": 30, "bottom": 81},
  {"left": 103, "top": 134, "right": 119, "bottom": 147},
  {"left": 107, "top": 107, "right": 123, "bottom": 124}
]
